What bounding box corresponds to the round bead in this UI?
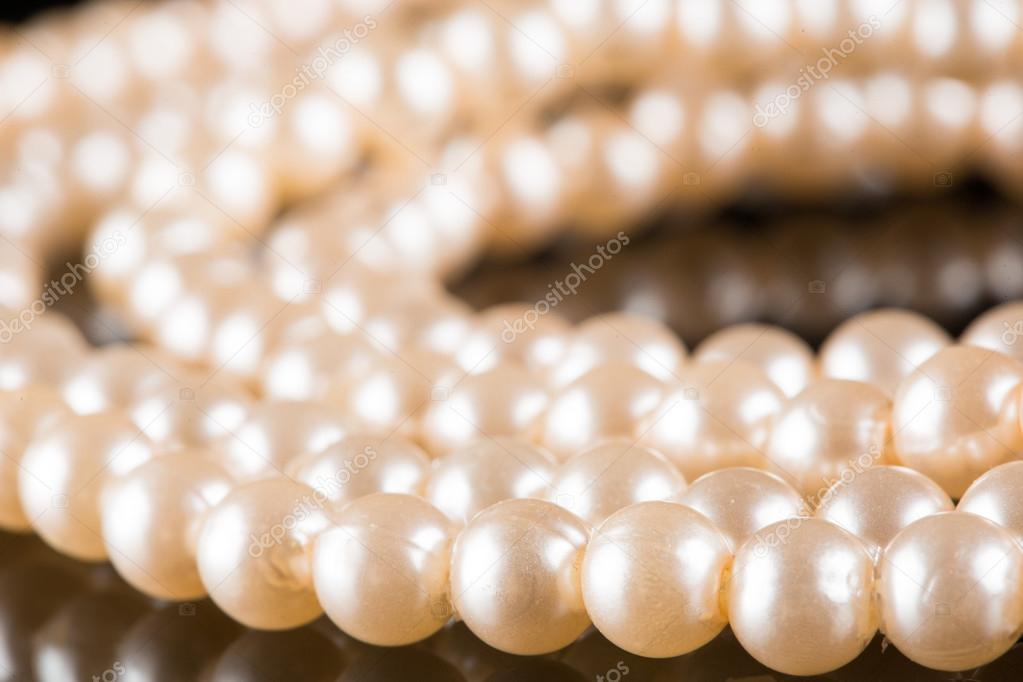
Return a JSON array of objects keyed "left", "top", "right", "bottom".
[
  {"left": 288, "top": 434, "right": 430, "bottom": 511},
  {"left": 424, "top": 437, "right": 556, "bottom": 525},
  {"left": 196, "top": 478, "right": 331, "bottom": 630},
  {"left": 729, "top": 518, "right": 877, "bottom": 676},
  {"left": 313, "top": 493, "right": 454, "bottom": 646},
  {"left": 259, "top": 330, "right": 377, "bottom": 401},
  {"left": 420, "top": 364, "right": 548, "bottom": 456},
  {"left": 541, "top": 362, "right": 664, "bottom": 460},
  {"left": 549, "top": 439, "right": 685, "bottom": 526},
  {"left": 19, "top": 412, "right": 155, "bottom": 560},
  {"left": 819, "top": 308, "right": 951, "bottom": 395},
  {"left": 892, "top": 345, "right": 1023, "bottom": 498},
  {"left": 878, "top": 512, "right": 1023, "bottom": 671},
  {"left": 961, "top": 300, "right": 1023, "bottom": 363},
  {"left": 958, "top": 460, "right": 1023, "bottom": 544},
  {"left": 816, "top": 465, "right": 954, "bottom": 560},
  {"left": 679, "top": 467, "right": 806, "bottom": 552},
  {"left": 764, "top": 379, "right": 893, "bottom": 498},
  {"left": 694, "top": 323, "right": 814, "bottom": 397},
  {"left": 450, "top": 498, "right": 590, "bottom": 655},
  {"left": 101, "top": 450, "right": 233, "bottom": 599},
  {"left": 60, "top": 344, "right": 182, "bottom": 415},
  {"left": 640, "top": 361, "right": 785, "bottom": 481},
  {"left": 582, "top": 501, "right": 731, "bottom": 658},
  {"left": 0, "top": 315, "right": 87, "bottom": 390},
  {"left": 128, "top": 381, "right": 252, "bottom": 449},
  {"left": 455, "top": 304, "right": 569, "bottom": 374}
]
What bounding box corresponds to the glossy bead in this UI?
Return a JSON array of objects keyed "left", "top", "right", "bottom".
[
  {"left": 878, "top": 512, "right": 1023, "bottom": 671},
  {"left": 958, "top": 460, "right": 1023, "bottom": 544},
  {"left": 961, "top": 300, "right": 1023, "bottom": 363},
  {"left": 729, "top": 518, "right": 877, "bottom": 676},
  {"left": 197, "top": 478, "right": 331, "bottom": 630},
  {"left": 420, "top": 364, "right": 548, "bottom": 456},
  {"left": 819, "top": 308, "right": 951, "bottom": 395},
  {"left": 218, "top": 401, "right": 351, "bottom": 481},
  {"left": 679, "top": 467, "right": 806, "bottom": 552},
  {"left": 288, "top": 434, "right": 430, "bottom": 511},
  {"left": 640, "top": 361, "right": 785, "bottom": 481},
  {"left": 60, "top": 344, "right": 182, "bottom": 415},
  {"left": 694, "top": 323, "right": 814, "bottom": 397},
  {"left": 582, "top": 501, "right": 731, "bottom": 657},
  {"left": 19, "top": 412, "right": 155, "bottom": 560},
  {"left": 817, "top": 465, "right": 954, "bottom": 560},
  {"left": 892, "top": 346, "right": 1023, "bottom": 497},
  {"left": 101, "top": 450, "right": 233, "bottom": 599},
  {"left": 128, "top": 381, "right": 252, "bottom": 449},
  {"left": 259, "top": 330, "right": 378, "bottom": 401},
  {"left": 551, "top": 313, "right": 686, "bottom": 386},
  {"left": 542, "top": 362, "right": 664, "bottom": 460},
  {"left": 450, "top": 498, "right": 590, "bottom": 655},
  {"left": 314, "top": 493, "right": 454, "bottom": 646},
  {"left": 424, "top": 437, "right": 556, "bottom": 525},
  {"left": 549, "top": 439, "right": 685, "bottom": 526},
  {"left": 765, "top": 379, "right": 893, "bottom": 499},
  {"left": 0, "top": 315, "right": 87, "bottom": 390},
  {"left": 455, "top": 304, "right": 569, "bottom": 374}
]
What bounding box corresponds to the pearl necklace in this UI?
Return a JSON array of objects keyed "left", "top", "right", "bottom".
[{"left": 4, "top": 0, "right": 1023, "bottom": 677}]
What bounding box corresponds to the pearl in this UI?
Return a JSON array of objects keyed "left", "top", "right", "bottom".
[
  {"left": 455, "top": 304, "right": 569, "bottom": 374},
  {"left": 729, "top": 518, "right": 877, "bottom": 676},
  {"left": 640, "top": 361, "right": 785, "bottom": 481},
  {"left": 127, "top": 381, "right": 252, "bottom": 449},
  {"left": 581, "top": 500, "right": 731, "bottom": 657},
  {"left": 542, "top": 362, "right": 664, "bottom": 460},
  {"left": 196, "top": 478, "right": 331, "bottom": 630},
  {"left": 420, "top": 364, "right": 549, "bottom": 456},
  {"left": 101, "top": 449, "right": 233, "bottom": 599},
  {"left": 816, "top": 465, "right": 954, "bottom": 560},
  {"left": 60, "top": 344, "right": 182, "bottom": 415},
  {"left": 259, "top": 330, "right": 377, "bottom": 402},
  {"left": 892, "top": 345, "right": 1023, "bottom": 497},
  {"left": 0, "top": 315, "right": 87, "bottom": 390},
  {"left": 679, "top": 467, "right": 806, "bottom": 552},
  {"left": 424, "top": 437, "right": 556, "bottom": 525},
  {"left": 551, "top": 313, "right": 686, "bottom": 386},
  {"left": 0, "top": 386, "right": 70, "bottom": 531},
  {"left": 549, "top": 439, "right": 686, "bottom": 526},
  {"left": 961, "top": 300, "right": 1023, "bottom": 363},
  {"left": 288, "top": 433, "right": 430, "bottom": 511},
  {"left": 878, "top": 512, "right": 1023, "bottom": 671},
  {"left": 313, "top": 493, "right": 454, "bottom": 645},
  {"left": 819, "top": 308, "right": 951, "bottom": 395},
  {"left": 764, "top": 379, "right": 893, "bottom": 499},
  {"left": 217, "top": 400, "right": 351, "bottom": 481},
  {"left": 19, "top": 412, "right": 155, "bottom": 560},
  {"left": 958, "top": 460, "right": 1023, "bottom": 544},
  {"left": 450, "top": 498, "right": 590, "bottom": 655},
  {"left": 694, "top": 323, "right": 814, "bottom": 397}
]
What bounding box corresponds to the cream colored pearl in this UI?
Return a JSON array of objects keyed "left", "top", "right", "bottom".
[
  {"left": 679, "top": 467, "right": 806, "bottom": 552},
  {"left": 420, "top": 364, "right": 548, "bottom": 456},
  {"left": 729, "top": 518, "right": 877, "bottom": 676},
  {"left": 878, "top": 512, "right": 1023, "bottom": 671},
  {"left": 19, "top": 412, "right": 155, "bottom": 561},
  {"left": 819, "top": 308, "right": 951, "bottom": 395},
  {"left": 259, "top": 330, "right": 378, "bottom": 401},
  {"left": 128, "top": 381, "right": 252, "bottom": 449},
  {"left": 640, "top": 361, "right": 785, "bottom": 481},
  {"left": 892, "top": 345, "right": 1023, "bottom": 498},
  {"left": 551, "top": 313, "right": 686, "bottom": 386},
  {"left": 0, "top": 315, "right": 87, "bottom": 390},
  {"left": 456, "top": 304, "right": 569, "bottom": 374},
  {"left": 424, "top": 437, "right": 556, "bottom": 525},
  {"left": 196, "top": 478, "right": 331, "bottom": 630},
  {"left": 0, "top": 386, "right": 70, "bottom": 531},
  {"left": 60, "top": 344, "right": 182, "bottom": 415},
  {"left": 288, "top": 433, "right": 430, "bottom": 511},
  {"left": 582, "top": 500, "right": 730, "bottom": 657},
  {"left": 958, "top": 460, "right": 1023, "bottom": 544},
  {"left": 694, "top": 323, "right": 814, "bottom": 397},
  {"left": 961, "top": 300, "right": 1023, "bottom": 363},
  {"left": 101, "top": 449, "right": 233, "bottom": 600},
  {"left": 314, "top": 493, "right": 454, "bottom": 646},
  {"left": 765, "top": 379, "right": 893, "bottom": 498},
  {"left": 542, "top": 362, "right": 664, "bottom": 460},
  {"left": 816, "top": 465, "right": 954, "bottom": 560},
  {"left": 218, "top": 400, "right": 351, "bottom": 481},
  {"left": 549, "top": 439, "right": 685, "bottom": 526},
  {"left": 450, "top": 498, "right": 590, "bottom": 655}
]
